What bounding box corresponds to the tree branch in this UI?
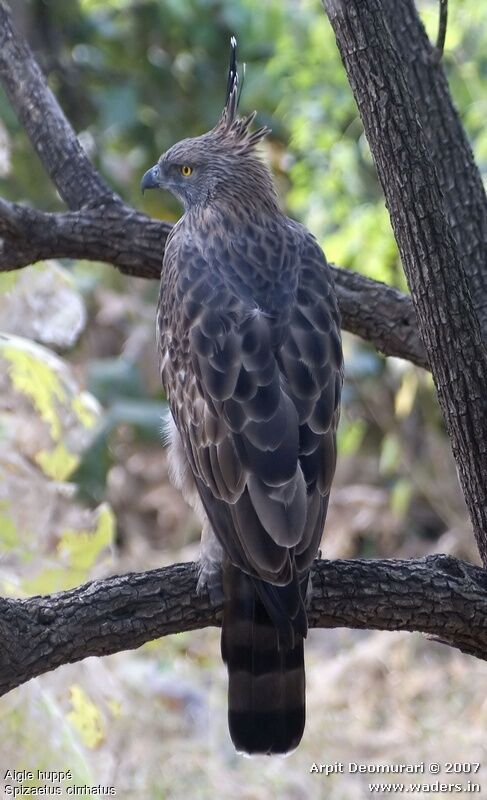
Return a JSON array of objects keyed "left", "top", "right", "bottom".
[
  {"left": 0, "top": 0, "right": 115, "bottom": 210},
  {"left": 433, "top": 0, "right": 448, "bottom": 63},
  {"left": 0, "top": 555, "right": 486, "bottom": 696},
  {"left": 0, "top": 197, "right": 427, "bottom": 367},
  {"left": 329, "top": 264, "right": 426, "bottom": 368},
  {"left": 324, "top": 0, "right": 487, "bottom": 565},
  {"left": 0, "top": 198, "right": 169, "bottom": 279},
  {"left": 0, "top": 1, "right": 484, "bottom": 702}
]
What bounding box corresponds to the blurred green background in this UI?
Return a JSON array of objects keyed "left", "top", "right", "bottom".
[{"left": 0, "top": 1, "right": 486, "bottom": 798}]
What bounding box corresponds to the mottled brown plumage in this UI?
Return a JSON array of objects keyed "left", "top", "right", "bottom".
[{"left": 141, "top": 38, "right": 343, "bottom": 755}]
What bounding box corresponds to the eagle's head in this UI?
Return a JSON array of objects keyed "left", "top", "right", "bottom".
[{"left": 141, "top": 37, "right": 276, "bottom": 213}]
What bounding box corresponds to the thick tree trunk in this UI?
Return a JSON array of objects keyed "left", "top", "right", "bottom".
[
  {"left": 383, "top": 0, "right": 487, "bottom": 338},
  {"left": 324, "top": 0, "right": 487, "bottom": 565}
]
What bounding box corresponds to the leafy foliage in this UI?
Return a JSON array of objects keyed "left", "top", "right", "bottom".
[{"left": 0, "top": 330, "right": 114, "bottom": 595}]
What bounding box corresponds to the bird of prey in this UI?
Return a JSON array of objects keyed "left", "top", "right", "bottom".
[{"left": 141, "top": 38, "right": 343, "bottom": 755}]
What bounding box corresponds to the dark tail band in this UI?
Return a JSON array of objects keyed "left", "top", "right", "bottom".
[{"left": 221, "top": 562, "right": 306, "bottom": 755}]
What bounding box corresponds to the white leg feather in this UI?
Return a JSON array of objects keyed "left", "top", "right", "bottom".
[{"left": 164, "top": 411, "right": 223, "bottom": 601}]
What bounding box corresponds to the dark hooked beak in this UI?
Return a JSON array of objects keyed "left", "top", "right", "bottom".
[{"left": 140, "top": 164, "right": 161, "bottom": 194}]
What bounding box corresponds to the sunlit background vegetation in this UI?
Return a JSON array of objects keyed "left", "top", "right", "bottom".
[{"left": 0, "top": 0, "right": 487, "bottom": 797}]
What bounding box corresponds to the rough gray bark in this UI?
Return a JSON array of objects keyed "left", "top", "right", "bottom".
[
  {"left": 329, "top": 265, "right": 425, "bottom": 368},
  {"left": 324, "top": 0, "right": 487, "bottom": 566},
  {"left": 383, "top": 0, "right": 487, "bottom": 337},
  {"left": 0, "top": 198, "right": 169, "bottom": 279},
  {"left": 0, "top": 555, "right": 486, "bottom": 696}
]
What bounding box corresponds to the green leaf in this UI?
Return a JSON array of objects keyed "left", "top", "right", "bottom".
[
  {"left": 379, "top": 434, "right": 402, "bottom": 476},
  {"left": 0, "top": 500, "right": 19, "bottom": 549},
  {"left": 57, "top": 504, "right": 115, "bottom": 572},
  {"left": 67, "top": 685, "right": 105, "bottom": 749},
  {"left": 70, "top": 428, "right": 114, "bottom": 504},
  {"left": 1, "top": 336, "right": 66, "bottom": 441},
  {"left": 87, "top": 358, "right": 145, "bottom": 405},
  {"left": 390, "top": 478, "right": 413, "bottom": 519},
  {"left": 338, "top": 419, "right": 366, "bottom": 456},
  {"left": 23, "top": 504, "right": 115, "bottom": 594}
]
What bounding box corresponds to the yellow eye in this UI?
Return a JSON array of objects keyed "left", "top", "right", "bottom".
[{"left": 180, "top": 165, "right": 193, "bottom": 177}]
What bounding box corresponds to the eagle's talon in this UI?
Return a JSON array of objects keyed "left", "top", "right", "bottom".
[{"left": 196, "top": 561, "right": 224, "bottom": 606}]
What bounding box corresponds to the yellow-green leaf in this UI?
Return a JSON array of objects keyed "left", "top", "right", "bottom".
[
  {"left": 67, "top": 685, "right": 105, "bottom": 748},
  {"left": 380, "top": 434, "right": 402, "bottom": 476},
  {"left": 71, "top": 393, "right": 98, "bottom": 430},
  {"left": 23, "top": 566, "right": 74, "bottom": 595},
  {"left": 338, "top": 419, "right": 366, "bottom": 456},
  {"left": 2, "top": 340, "right": 66, "bottom": 440},
  {"left": 395, "top": 370, "right": 418, "bottom": 418},
  {"left": 0, "top": 501, "right": 18, "bottom": 549},
  {"left": 0, "top": 272, "right": 20, "bottom": 294},
  {"left": 57, "top": 503, "right": 115, "bottom": 571},
  {"left": 35, "top": 443, "right": 79, "bottom": 481},
  {"left": 391, "top": 478, "right": 413, "bottom": 518},
  {"left": 23, "top": 504, "right": 115, "bottom": 594}
]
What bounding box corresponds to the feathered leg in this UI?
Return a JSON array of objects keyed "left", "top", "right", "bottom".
[{"left": 164, "top": 412, "right": 223, "bottom": 602}]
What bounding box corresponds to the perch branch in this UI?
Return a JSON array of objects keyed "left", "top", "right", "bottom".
[
  {"left": 0, "top": 555, "right": 486, "bottom": 696},
  {"left": 0, "top": 199, "right": 169, "bottom": 279},
  {"left": 328, "top": 264, "right": 425, "bottom": 368}
]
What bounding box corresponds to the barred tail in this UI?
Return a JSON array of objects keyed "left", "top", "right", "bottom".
[{"left": 221, "top": 562, "right": 306, "bottom": 755}]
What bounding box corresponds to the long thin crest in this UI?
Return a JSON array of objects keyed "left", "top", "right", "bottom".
[
  {"left": 225, "top": 36, "right": 238, "bottom": 113},
  {"left": 215, "top": 36, "right": 270, "bottom": 149},
  {"left": 222, "top": 36, "right": 240, "bottom": 127}
]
